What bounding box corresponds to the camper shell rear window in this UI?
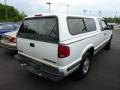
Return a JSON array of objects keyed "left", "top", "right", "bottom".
[{"left": 17, "top": 16, "right": 59, "bottom": 43}]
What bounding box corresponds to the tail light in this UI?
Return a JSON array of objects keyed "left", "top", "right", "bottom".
[
  {"left": 58, "top": 45, "right": 70, "bottom": 58},
  {"left": 9, "top": 37, "right": 16, "bottom": 43}
]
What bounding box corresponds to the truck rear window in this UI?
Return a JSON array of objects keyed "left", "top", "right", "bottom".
[{"left": 17, "top": 16, "right": 59, "bottom": 43}]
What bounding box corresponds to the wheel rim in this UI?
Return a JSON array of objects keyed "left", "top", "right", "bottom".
[{"left": 83, "top": 58, "right": 90, "bottom": 74}]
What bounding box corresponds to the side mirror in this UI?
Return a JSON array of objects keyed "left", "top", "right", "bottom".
[{"left": 108, "top": 25, "right": 114, "bottom": 30}]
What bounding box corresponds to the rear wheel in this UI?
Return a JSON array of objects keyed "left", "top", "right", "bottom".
[{"left": 75, "top": 52, "right": 92, "bottom": 79}]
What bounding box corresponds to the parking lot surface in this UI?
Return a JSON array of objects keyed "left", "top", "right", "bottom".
[{"left": 0, "top": 30, "right": 120, "bottom": 90}]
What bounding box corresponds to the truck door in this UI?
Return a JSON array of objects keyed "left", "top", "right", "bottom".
[
  {"left": 101, "top": 19, "right": 109, "bottom": 43},
  {"left": 98, "top": 19, "right": 108, "bottom": 44}
]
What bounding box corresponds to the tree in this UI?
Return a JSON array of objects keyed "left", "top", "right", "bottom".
[
  {"left": 105, "top": 17, "right": 120, "bottom": 24},
  {"left": 0, "top": 3, "right": 27, "bottom": 22}
]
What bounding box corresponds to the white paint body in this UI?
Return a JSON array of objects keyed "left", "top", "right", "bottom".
[
  {"left": 1, "top": 30, "right": 18, "bottom": 50},
  {"left": 17, "top": 14, "right": 112, "bottom": 77}
]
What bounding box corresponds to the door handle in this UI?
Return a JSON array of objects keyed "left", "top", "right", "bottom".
[{"left": 30, "top": 43, "right": 35, "bottom": 47}]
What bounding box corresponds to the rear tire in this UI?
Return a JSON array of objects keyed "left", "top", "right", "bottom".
[{"left": 75, "top": 52, "right": 92, "bottom": 79}]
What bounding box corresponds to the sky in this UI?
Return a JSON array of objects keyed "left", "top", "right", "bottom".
[{"left": 0, "top": 0, "right": 120, "bottom": 17}]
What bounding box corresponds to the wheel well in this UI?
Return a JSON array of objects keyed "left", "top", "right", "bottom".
[{"left": 87, "top": 47, "right": 94, "bottom": 56}]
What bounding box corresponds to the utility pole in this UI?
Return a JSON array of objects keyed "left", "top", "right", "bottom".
[
  {"left": 5, "top": 0, "right": 8, "bottom": 21},
  {"left": 46, "top": 2, "right": 51, "bottom": 13},
  {"left": 66, "top": 5, "right": 70, "bottom": 14},
  {"left": 83, "top": 10, "right": 87, "bottom": 15},
  {"left": 99, "top": 10, "right": 101, "bottom": 17},
  {"left": 114, "top": 11, "right": 118, "bottom": 23}
]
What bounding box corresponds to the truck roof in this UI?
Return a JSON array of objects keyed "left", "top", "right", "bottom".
[{"left": 25, "top": 13, "right": 102, "bottom": 20}]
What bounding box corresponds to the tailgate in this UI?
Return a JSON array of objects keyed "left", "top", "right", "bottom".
[
  {"left": 17, "top": 16, "right": 59, "bottom": 67},
  {"left": 17, "top": 38, "right": 59, "bottom": 66}
]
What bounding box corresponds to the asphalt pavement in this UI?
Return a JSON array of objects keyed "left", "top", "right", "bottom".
[{"left": 0, "top": 30, "right": 120, "bottom": 90}]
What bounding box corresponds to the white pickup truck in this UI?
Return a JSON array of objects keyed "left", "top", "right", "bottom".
[{"left": 15, "top": 14, "right": 113, "bottom": 81}]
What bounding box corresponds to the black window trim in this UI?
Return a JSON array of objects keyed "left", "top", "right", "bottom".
[
  {"left": 17, "top": 16, "right": 59, "bottom": 44},
  {"left": 67, "top": 16, "right": 97, "bottom": 36},
  {"left": 102, "top": 19, "right": 109, "bottom": 30}
]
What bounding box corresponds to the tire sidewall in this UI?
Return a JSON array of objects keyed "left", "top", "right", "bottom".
[
  {"left": 76, "top": 52, "right": 92, "bottom": 78},
  {"left": 81, "top": 52, "right": 91, "bottom": 75}
]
